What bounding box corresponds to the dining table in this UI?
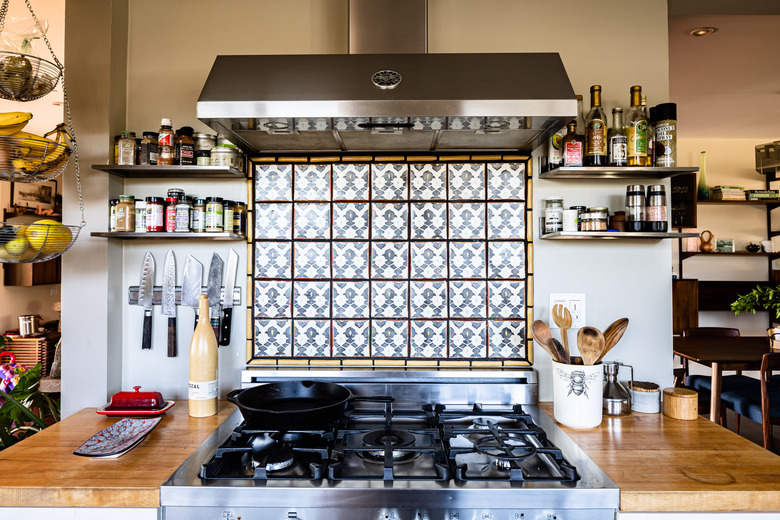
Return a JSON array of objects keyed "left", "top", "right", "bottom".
[{"left": 673, "top": 335, "right": 773, "bottom": 423}]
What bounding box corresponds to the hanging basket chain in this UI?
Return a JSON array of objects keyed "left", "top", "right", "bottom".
[{"left": 0, "top": 1, "right": 9, "bottom": 36}]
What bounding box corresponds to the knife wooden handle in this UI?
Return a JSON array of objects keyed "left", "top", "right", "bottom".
[
  {"left": 219, "top": 307, "right": 232, "bottom": 346},
  {"left": 167, "top": 316, "right": 177, "bottom": 357},
  {"left": 142, "top": 310, "right": 152, "bottom": 350}
]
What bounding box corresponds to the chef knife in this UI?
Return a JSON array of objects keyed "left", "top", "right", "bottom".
[
  {"left": 161, "top": 250, "right": 177, "bottom": 357},
  {"left": 219, "top": 248, "right": 238, "bottom": 346},
  {"left": 206, "top": 253, "right": 223, "bottom": 339},
  {"left": 181, "top": 255, "right": 203, "bottom": 330},
  {"left": 138, "top": 252, "right": 155, "bottom": 350}
]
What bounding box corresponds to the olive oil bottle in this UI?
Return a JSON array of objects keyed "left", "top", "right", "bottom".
[
  {"left": 584, "top": 85, "right": 608, "bottom": 166},
  {"left": 625, "top": 86, "right": 648, "bottom": 166},
  {"left": 189, "top": 294, "right": 218, "bottom": 417}
]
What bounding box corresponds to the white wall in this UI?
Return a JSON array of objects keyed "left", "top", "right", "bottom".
[{"left": 62, "top": 0, "right": 674, "bottom": 413}]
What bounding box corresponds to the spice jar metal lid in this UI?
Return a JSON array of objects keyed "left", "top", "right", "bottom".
[
  {"left": 146, "top": 196, "right": 163, "bottom": 202},
  {"left": 626, "top": 184, "right": 644, "bottom": 193},
  {"left": 587, "top": 207, "right": 608, "bottom": 212}
]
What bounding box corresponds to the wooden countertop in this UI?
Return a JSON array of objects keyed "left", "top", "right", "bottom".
[
  {"left": 539, "top": 402, "right": 780, "bottom": 512},
  {"left": 0, "top": 401, "right": 235, "bottom": 508}
]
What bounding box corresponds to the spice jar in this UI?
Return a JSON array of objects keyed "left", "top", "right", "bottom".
[
  {"left": 223, "top": 200, "right": 234, "bottom": 234},
  {"left": 210, "top": 145, "right": 238, "bottom": 168},
  {"left": 134, "top": 199, "right": 147, "bottom": 233},
  {"left": 586, "top": 207, "right": 609, "bottom": 231},
  {"left": 175, "top": 126, "right": 195, "bottom": 165},
  {"left": 165, "top": 197, "right": 178, "bottom": 232},
  {"left": 194, "top": 133, "right": 216, "bottom": 166},
  {"left": 646, "top": 184, "right": 668, "bottom": 232},
  {"left": 109, "top": 198, "right": 120, "bottom": 232},
  {"left": 233, "top": 201, "right": 246, "bottom": 235},
  {"left": 192, "top": 198, "right": 206, "bottom": 232},
  {"left": 544, "top": 196, "right": 564, "bottom": 234},
  {"left": 625, "top": 184, "right": 646, "bottom": 232},
  {"left": 115, "top": 195, "right": 136, "bottom": 232},
  {"left": 205, "top": 197, "right": 224, "bottom": 232},
  {"left": 609, "top": 210, "right": 626, "bottom": 232},
  {"left": 117, "top": 131, "right": 136, "bottom": 165},
  {"left": 157, "top": 118, "right": 175, "bottom": 166},
  {"left": 139, "top": 132, "right": 158, "bottom": 165},
  {"left": 175, "top": 197, "right": 192, "bottom": 232},
  {"left": 145, "top": 196, "right": 165, "bottom": 232}
]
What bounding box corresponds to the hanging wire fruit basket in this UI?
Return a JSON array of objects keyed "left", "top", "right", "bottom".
[
  {"left": 0, "top": 50, "right": 60, "bottom": 101},
  {"left": 0, "top": 0, "right": 85, "bottom": 263}
]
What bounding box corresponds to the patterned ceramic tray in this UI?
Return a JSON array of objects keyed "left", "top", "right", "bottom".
[{"left": 73, "top": 417, "right": 162, "bottom": 458}]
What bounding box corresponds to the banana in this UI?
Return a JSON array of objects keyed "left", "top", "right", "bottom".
[
  {"left": 11, "top": 124, "right": 71, "bottom": 174},
  {"left": 9, "top": 130, "right": 59, "bottom": 155},
  {"left": 0, "top": 112, "right": 33, "bottom": 136}
]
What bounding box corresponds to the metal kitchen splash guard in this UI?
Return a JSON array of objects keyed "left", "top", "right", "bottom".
[{"left": 249, "top": 154, "right": 533, "bottom": 366}]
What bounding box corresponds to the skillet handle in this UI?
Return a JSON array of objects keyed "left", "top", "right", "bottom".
[
  {"left": 351, "top": 396, "right": 394, "bottom": 403},
  {"left": 226, "top": 389, "right": 243, "bottom": 405}
]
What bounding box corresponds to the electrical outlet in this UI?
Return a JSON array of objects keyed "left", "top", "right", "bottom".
[{"left": 549, "top": 293, "right": 586, "bottom": 328}]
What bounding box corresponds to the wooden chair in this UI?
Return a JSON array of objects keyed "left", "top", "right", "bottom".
[{"left": 679, "top": 327, "right": 740, "bottom": 386}]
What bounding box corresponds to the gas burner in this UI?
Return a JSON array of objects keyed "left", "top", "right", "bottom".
[
  {"left": 470, "top": 417, "right": 499, "bottom": 429},
  {"left": 473, "top": 432, "right": 538, "bottom": 464},
  {"left": 358, "top": 429, "right": 420, "bottom": 463},
  {"left": 249, "top": 445, "right": 296, "bottom": 472}
]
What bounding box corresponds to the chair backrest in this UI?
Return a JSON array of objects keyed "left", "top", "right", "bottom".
[
  {"left": 761, "top": 352, "right": 780, "bottom": 388},
  {"left": 682, "top": 327, "right": 740, "bottom": 338}
]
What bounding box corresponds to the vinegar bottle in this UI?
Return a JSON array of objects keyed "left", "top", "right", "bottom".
[
  {"left": 583, "top": 85, "right": 608, "bottom": 166},
  {"left": 625, "top": 86, "right": 648, "bottom": 166},
  {"left": 189, "top": 294, "right": 218, "bottom": 417}
]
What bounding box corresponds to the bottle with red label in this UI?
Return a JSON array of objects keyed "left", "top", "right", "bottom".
[
  {"left": 562, "top": 121, "right": 584, "bottom": 167},
  {"left": 157, "top": 118, "right": 175, "bottom": 165}
]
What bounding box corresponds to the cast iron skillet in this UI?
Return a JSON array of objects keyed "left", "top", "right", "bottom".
[{"left": 226, "top": 380, "right": 392, "bottom": 429}]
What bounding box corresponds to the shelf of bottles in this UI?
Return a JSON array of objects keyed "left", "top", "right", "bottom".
[
  {"left": 90, "top": 231, "right": 245, "bottom": 240},
  {"left": 540, "top": 230, "right": 700, "bottom": 240},
  {"left": 92, "top": 164, "right": 245, "bottom": 178},
  {"left": 540, "top": 166, "right": 698, "bottom": 180}
]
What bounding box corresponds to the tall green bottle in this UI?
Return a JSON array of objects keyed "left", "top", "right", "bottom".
[{"left": 697, "top": 151, "right": 709, "bottom": 200}]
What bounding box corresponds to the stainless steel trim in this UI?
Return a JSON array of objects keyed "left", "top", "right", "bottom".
[{"left": 349, "top": 0, "right": 427, "bottom": 54}]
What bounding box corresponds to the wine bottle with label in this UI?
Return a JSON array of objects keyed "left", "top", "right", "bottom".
[
  {"left": 189, "top": 293, "right": 218, "bottom": 417},
  {"left": 608, "top": 108, "right": 627, "bottom": 166},
  {"left": 625, "top": 86, "right": 648, "bottom": 166},
  {"left": 584, "top": 85, "right": 608, "bottom": 166},
  {"left": 561, "top": 121, "right": 584, "bottom": 167}
]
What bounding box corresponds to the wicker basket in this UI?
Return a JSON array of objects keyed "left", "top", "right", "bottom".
[{"left": 0, "top": 51, "right": 62, "bottom": 102}]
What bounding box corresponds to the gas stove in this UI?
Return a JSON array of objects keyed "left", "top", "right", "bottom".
[{"left": 162, "top": 370, "right": 619, "bottom": 520}]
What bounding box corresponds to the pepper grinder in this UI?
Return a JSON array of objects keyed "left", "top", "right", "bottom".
[
  {"left": 603, "top": 361, "right": 634, "bottom": 416},
  {"left": 625, "top": 184, "right": 646, "bottom": 232}
]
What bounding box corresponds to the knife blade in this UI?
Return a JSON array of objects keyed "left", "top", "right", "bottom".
[
  {"left": 138, "top": 252, "right": 155, "bottom": 350},
  {"left": 207, "top": 253, "right": 223, "bottom": 339},
  {"left": 181, "top": 255, "right": 203, "bottom": 330},
  {"left": 161, "top": 250, "right": 177, "bottom": 357},
  {"left": 219, "top": 248, "right": 239, "bottom": 346}
]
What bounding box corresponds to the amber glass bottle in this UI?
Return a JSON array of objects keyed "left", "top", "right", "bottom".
[
  {"left": 584, "top": 85, "right": 608, "bottom": 166},
  {"left": 562, "top": 121, "right": 584, "bottom": 167}
]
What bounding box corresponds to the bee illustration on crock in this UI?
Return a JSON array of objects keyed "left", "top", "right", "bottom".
[{"left": 557, "top": 368, "right": 601, "bottom": 398}]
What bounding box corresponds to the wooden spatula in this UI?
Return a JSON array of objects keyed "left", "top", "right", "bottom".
[
  {"left": 531, "top": 320, "right": 562, "bottom": 363},
  {"left": 596, "top": 318, "right": 629, "bottom": 363},
  {"left": 551, "top": 304, "right": 572, "bottom": 358},
  {"left": 577, "top": 326, "right": 605, "bottom": 365}
]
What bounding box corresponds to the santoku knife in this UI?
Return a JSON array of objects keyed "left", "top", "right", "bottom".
[
  {"left": 181, "top": 255, "right": 203, "bottom": 330},
  {"left": 219, "top": 248, "right": 238, "bottom": 346},
  {"left": 161, "top": 250, "right": 177, "bottom": 357},
  {"left": 138, "top": 252, "right": 155, "bottom": 350},
  {"left": 206, "top": 253, "right": 223, "bottom": 339}
]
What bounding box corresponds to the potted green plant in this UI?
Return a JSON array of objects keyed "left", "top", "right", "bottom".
[{"left": 731, "top": 284, "right": 780, "bottom": 349}]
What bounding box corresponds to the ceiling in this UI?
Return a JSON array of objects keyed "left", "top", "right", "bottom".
[{"left": 668, "top": 2, "right": 780, "bottom": 139}]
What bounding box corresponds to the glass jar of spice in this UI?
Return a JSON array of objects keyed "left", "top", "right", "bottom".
[
  {"left": 145, "top": 196, "right": 165, "bottom": 232},
  {"left": 138, "top": 132, "right": 158, "bottom": 165},
  {"left": 165, "top": 197, "right": 178, "bottom": 232},
  {"left": 175, "top": 197, "right": 192, "bottom": 232},
  {"left": 134, "top": 199, "right": 147, "bottom": 233},
  {"left": 118, "top": 131, "right": 136, "bottom": 165},
  {"left": 109, "top": 198, "right": 119, "bottom": 232},
  {"left": 223, "top": 200, "right": 234, "bottom": 234},
  {"left": 175, "top": 126, "right": 195, "bottom": 165},
  {"left": 192, "top": 198, "right": 206, "bottom": 232},
  {"left": 232, "top": 201, "right": 246, "bottom": 235},
  {"left": 194, "top": 133, "right": 216, "bottom": 166},
  {"left": 116, "top": 195, "right": 135, "bottom": 232},
  {"left": 205, "top": 197, "right": 224, "bottom": 232}
]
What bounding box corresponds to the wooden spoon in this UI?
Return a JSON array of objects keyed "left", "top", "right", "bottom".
[
  {"left": 531, "top": 320, "right": 561, "bottom": 362},
  {"left": 596, "top": 318, "right": 629, "bottom": 363},
  {"left": 577, "top": 326, "right": 605, "bottom": 365},
  {"left": 551, "top": 338, "right": 571, "bottom": 365},
  {"left": 551, "top": 304, "right": 572, "bottom": 358}
]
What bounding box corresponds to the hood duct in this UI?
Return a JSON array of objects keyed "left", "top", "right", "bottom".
[{"left": 196, "top": 3, "right": 576, "bottom": 154}]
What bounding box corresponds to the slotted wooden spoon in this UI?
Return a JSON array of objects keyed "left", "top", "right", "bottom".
[
  {"left": 577, "top": 326, "right": 605, "bottom": 365},
  {"left": 531, "top": 320, "right": 562, "bottom": 363},
  {"left": 596, "top": 318, "right": 629, "bottom": 363},
  {"left": 551, "top": 304, "right": 572, "bottom": 358}
]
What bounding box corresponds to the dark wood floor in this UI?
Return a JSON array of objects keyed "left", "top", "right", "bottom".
[{"left": 718, "top": 409, "right": 780, "bottom": 455}]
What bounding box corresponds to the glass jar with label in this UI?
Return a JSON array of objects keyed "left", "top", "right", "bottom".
[
  {"left": 118, "top": 131, "right": 136, "bottom": 165},
  {"left": 192, "top": 198, "right": 206, "bottom": 232},
  {"left": 194, "top": 133, "right": 216, "bottom": 166},
  {"left": 544, "top": 197, "right": 564, "bottom": 234},
  {"left": 165, "top": 197, "right": 178, "bottom": 232},
  {"left": 167, "top": 188, "right": 184, "bottom": 201},
  {"left": 116, "top": 195, "right": 136, "bottom": 232},
  {"left": 587, "top": 207, "right": 609, "bottom": 231},
  {"left": 109, "top": 198, "right": 120, "bottom": 232},
  {"left": 145, "top": 196, "right": 165, "bottom": 232},
  {"left": 135, "top": 200, "right": 147, "bottom": 233},
  {"left": 175, "top": 197, "right": 192, "bottom": 232},
  {"left": 233, "top": 201, "right": 246, "bottom": 235},
  {"left": 223, "top": 200, "right": 234, "bottom": 234},
  {"left": 139, "top": 132, "right": 158, "bottom": 165},
  {"left": 205, "top": 197, "right": 224, "bottom": 232},
  {"left": 175, "top": 126, "right": 195, "bottom": 165},
  {"left": 210, "top": 146, "right": 238, "bottom": 168}
]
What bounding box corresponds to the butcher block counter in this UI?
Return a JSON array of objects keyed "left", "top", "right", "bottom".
[{"left": 0, "top": 401, "right": 777, "bottom": 512}]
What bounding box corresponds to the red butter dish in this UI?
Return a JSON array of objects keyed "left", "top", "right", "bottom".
[{"left": 96, "top": 386, "right": 174, "bottom": 416}]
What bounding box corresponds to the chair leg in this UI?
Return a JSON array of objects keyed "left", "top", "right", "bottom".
[{"left": 763, "top": 421, "right": 772, "bottom": 451}]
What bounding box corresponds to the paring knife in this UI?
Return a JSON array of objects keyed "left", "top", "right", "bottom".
[
  {"left": 207, "top": 253, "right": 223, "bottom": 339},
  {"left": 219, "top": 249, "right": 238, "bottom": 346},
  {"left": 138, "top": 252, "right": 155, "bottom": 350},
  {"left": 181, "top": 255, "right": 203, "bottom": 330},
  {"left": 161, "top": 250, "right": 177, "bottom": 357}
]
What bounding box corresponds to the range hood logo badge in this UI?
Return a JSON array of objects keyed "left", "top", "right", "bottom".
[{"left": 371, "top": 70, "right": 402, "bottom": 89}]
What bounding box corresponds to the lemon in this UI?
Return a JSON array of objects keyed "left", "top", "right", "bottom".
[
  {"left": 5, "top": 236, "right": 29, "bottom": 255},
  {"left": 26, "top": 219, "right": 71, "bottom": 254}
]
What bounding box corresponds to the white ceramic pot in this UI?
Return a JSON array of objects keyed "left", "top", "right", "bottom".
[{"left": 551, "top": 359, "right": 603, "bottom": 429}]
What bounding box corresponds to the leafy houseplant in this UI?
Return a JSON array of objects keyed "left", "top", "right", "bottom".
[{"left": 731, "top": 284, "right": 780, "bottom": 321}]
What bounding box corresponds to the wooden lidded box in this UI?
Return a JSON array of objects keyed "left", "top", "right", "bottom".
[
  {"left": 3, "top": 332, "right": 59, "bottom": 375},
  {"left": 662, "top": 387, "right": 698, "bottom": 420}
]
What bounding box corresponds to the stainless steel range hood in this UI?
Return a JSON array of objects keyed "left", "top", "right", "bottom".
[{"left": 196, "top": 2, "right": 576, "bottom": 154}]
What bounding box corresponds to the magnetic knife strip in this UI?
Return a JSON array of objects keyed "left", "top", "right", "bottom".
[{"left": 127, "top": 287, "right": 241, "bottom": 306}]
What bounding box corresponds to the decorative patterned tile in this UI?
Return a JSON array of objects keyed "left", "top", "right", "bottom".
[
  {"left": 254, "top": 281, "right": 291, "bottom": 318},
  {"left": 449, "top": 320, "right": 487, "bottom": 358},
  {"left": 486, "top": 117, "right": 525, "bottom": 130},
  {"left": 410, "top": 320, "right": 447, "bottom": 358},
  {"left": 411, "top": 116, "right": 446, "bottom": 130},
  {"left": 293, "top": 320, "right": 330, "bottom": 357},
  {"left": 333, "top": 242, "right": 369, "bottom": 279},
  {"left": 448, "top": 117, "right": 484, "bottom": 130},
  {"left": 410, "top": 203, "right": 446, "bottom": 239},
  {"left": 410, "top": 163, "right": 446, "bottom": 200},
  {"left": 410, "top": 281, "right": 447, "bottom": 318},
  {"left": 448, "top": 163, "right": 485, "bottom": 200},
  {"left": 294, "top": 242, "right": 330, "bottom": 279},
  {"left": 334, "top": 117, "right": 369, "bottom": 131},
  {"left": 487, "top": 241, "right": 526, "bottom": 279},
  {"left": 372, "top": 320, "right": 409, "bottom": 357},
  {"left": 294, "top": 164, "right": 330, "bottom": 200},
  {"left": 293, "top": 281, "right": 330, "bottom": 318},
  {"left": 334, "top": 163, "right": 369, "bottom": 200},
  {"left": 488, "top": 202, "right": 525, "bottom": 239},
  {"left": 332, "top": 320, "right": 370, "bottom": 357},
  {"left": 254, "top": 320, "right": 291, "bottom": 357},
  {"left": 294, "top": 203, "right": 330, "bottom": 239},
  {"left": 255, "top": 203, "right": 292, "bottom": 239},
  {"left": 488, "top": 320, "right": 525, "bottom": 358},
  {"left": 487, "top": 162, "right": 525, "bottom": 200},
  {"left": 257, "top": 118, "right": 293, "bottom": 131},
  {"left": 449, "top": 281, "right": 486, "bottom": 318},
  {"left": 488, "top": 281, "right": 525, "bottom": 318},
  {"left": 372, "top": 163, "right": 407, "bottom": 200},
  {"left": 333, "top": 203, "right": 369, "bottom": 239},
  {"left": 254, "top": 241, "right": 291, "bottom": 279},
  {"left": 255, "top": 164, "right": 292, "bottom": 201},
  {"left": 294, "top": 118, "right": 330, "bottom": 131},
  {"left": 332, "top": 281, "right": 369, "bottom": 318},
  {"left": 372, "top": 203, "right": 408, "bottom": 239},
  {"left": 372, "top": 281, "right": 408, "bottom": 318},
  {"left": 449, "top": 203, "right": 485, "bottom": 239},
  {"left": 449, "top": 242, "right": 486, "bottom": 279},
  {"left": 372, "top": 242, "right": 408, "bottom": 279},
  {"left": 410, "top": 242, "right": 447, "bottom": 279}
]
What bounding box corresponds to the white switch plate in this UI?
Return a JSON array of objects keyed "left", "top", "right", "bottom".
[{"left": 549, "top": 293, "right": 586, "bottom": 328}]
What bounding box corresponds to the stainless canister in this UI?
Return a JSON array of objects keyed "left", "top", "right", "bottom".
[
  {"left": 603, "top": 361, "right": 634, "bottom": 416},
  {"left": 18, "top": 315, "right": 39, "bottom": 337}
]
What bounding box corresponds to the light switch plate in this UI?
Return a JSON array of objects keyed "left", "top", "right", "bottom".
[{"left": 549, "top": 293, "right": 586, "bottom": 328}]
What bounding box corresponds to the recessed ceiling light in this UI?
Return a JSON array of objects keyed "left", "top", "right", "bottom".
[{"left": 689, "top": 27, "right": 718, "bottom": 37}]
